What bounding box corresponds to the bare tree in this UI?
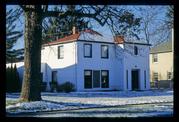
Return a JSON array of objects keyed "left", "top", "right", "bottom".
[
  {"left": 165, "top": 5, "right": 174, "bottom": 29},
  {"left": 19, "top": 5, "right": 43, "bottom": 101},
  {"left": 42, "top": 5, "right": 90, "bottom": 43},
  {"left": 18, "top": 5, "right": 141, "bottom": 101},
  {"left": 133, "top": 6, "right": 172, "bottom": 45}
]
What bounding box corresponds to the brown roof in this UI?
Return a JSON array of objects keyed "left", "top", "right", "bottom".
[
  {"left": 43, "top": 29, "right": 103, "bottom": 46},
  {"left": 44, "top": 33, "right": 80, "bottom": 46}
]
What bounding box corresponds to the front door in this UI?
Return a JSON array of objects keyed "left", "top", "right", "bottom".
[{"left": 131, "top": 70, "right": 139, "bottom": 90}]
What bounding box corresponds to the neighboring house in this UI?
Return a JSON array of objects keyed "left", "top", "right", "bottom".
[
  {"left": 6, "top": 28, "right": 151, "bottom": 92},
  {"left": 150, "top": 40, "right": 173, "bottom": 88}
]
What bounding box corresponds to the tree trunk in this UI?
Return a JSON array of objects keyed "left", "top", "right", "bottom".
[{"left": 20, "top": 5, "right": 42, "bottom": 101}]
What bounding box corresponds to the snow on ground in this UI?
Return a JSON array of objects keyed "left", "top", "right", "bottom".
[
  {"left": 8, "top": 102, "right": 173, "bottom": 117},
  {"left": 6, "top": 101, "right": 81, "bottom": 114},
  {"left": 6, "top": 90, "right": 173, "bottom": 114},
  {"left": 6, "top": 101, "right": 65, "bottom": 113}
]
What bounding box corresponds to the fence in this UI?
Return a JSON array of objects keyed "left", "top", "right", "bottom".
[{"left": 150, "top": 80, "right": 173, "bottom": 89}]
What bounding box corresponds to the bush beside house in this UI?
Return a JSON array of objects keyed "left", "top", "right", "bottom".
[{"left": 57, "top": 82, "right": 75, "bottom": 93}]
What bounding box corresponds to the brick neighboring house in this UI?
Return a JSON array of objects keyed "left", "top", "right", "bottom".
[{"left": 150, "top": 39, "right": 173, "bottom": 89}]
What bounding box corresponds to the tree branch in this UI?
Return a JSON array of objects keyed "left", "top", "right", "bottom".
[{"left": 44, "top": 6, "right": 107, "bottom": 26}]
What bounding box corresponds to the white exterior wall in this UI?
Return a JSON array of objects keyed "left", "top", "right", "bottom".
[
  {"left": 76, "top": 41, "right": 123, "bottom": 91},
  {"left": 41, "top": 42, "right": 77, "bottom": 91},
  {"left": 123, "top": 44, "right": 150, "bottom": 90},
  {"left": 115, "top": 45, "right": 125, "bottom": 90},
  {"left": 41, "top": 41, "right": 125, "bottom": 92}
]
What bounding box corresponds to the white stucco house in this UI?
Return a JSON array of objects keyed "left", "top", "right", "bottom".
[{"left": 7, "top": 28, "right": 151, "bottom": 92}]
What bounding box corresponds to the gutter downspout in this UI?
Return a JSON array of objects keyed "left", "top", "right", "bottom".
[
  {"left": 172, "top": 28, "right": 174, "bottom": 53},
  {"left": 75, "top": 41, "right": 78, "bottom": 91}
]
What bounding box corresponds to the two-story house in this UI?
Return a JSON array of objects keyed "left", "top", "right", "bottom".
[
  {"left": 39, "top": 27, "right": 151, "bottom": 91},
  {"left": 150, "top": 40, "right": 173, "bottom": 88}
]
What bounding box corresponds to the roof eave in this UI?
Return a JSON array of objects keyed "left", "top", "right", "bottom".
[
  {"left": 42, "top": 39, "right": 77, "bottom": 47},
  {"left": 124, "top": 42, "right": 151, "bottom": 46}
]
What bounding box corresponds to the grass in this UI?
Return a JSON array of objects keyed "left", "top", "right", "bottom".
[{"left": 6, "top": 100, "right": 18, "bottom": 106}]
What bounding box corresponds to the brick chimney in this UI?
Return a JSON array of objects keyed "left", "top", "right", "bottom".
[
  {"left": 114, "top": 35, "right": 125, "bottom": 44},
  {"left": 72, "top": 26, "right": 77, "bottom": 34}
]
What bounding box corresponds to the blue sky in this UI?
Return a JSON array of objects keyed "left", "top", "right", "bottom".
[
  {"left": 6, "top": 5, "right": 24, "bottom": 49},
  {"left": 6, "top": 5, "right": 171, "bottom": 49}
]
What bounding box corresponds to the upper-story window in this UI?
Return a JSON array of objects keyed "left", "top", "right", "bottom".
[
  {"left": 153, "top": 72, "right": 158, "bottom": 81},
  {"left": 101, "top": 45, "right": 109, "bottom": 58},
  {"left": 84, "top": 44, "right": 92, "bottom": 58},
  {"left": 134, "top": 46, "right": 138, "bottom": 55},
  {"left": 58, "top": 45, "right": 64, "bottom": 59},
  {"left": 153, "top": 54, "right": 158, "bottom": 62}
]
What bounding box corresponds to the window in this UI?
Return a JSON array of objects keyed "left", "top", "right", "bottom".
[
  {"left": 153, "top": 72, "right": 158, "bottom": 81},
  {"left": 153, "top": 54, "right": 158, "bottom": 62},
  {"left": 101, "top": 70, "right": 109, "bottom": 88},
  {"left": 52, "top": 71, "right": 57, "bottom": 82},
  {"left": 134, "top": 46, "right": 138, "bottom": 55},
  {"left": 126, "top": 70, "right": 128, "bottom": 89},
  {"left": 144, "top": 70, "right": 146, "bottom": 88},
  {"left": 84, "top": 44, "right": 92, "bottom": 58},
  {"left": 84, "top": 70, "right": 109, "bottom": 89},
  {"left": 101, "top": 45, "right": 109, "bottom": 58},
  {"left": 84, "top": 70, "right": 92, "bottom": 88},
  {"left": 58, "top": 45, "right": 64, "bottom": 59},
  {"left": 167, "top": 72, "right": 172, "bottom": 80},
  {"left": 93, "top": 70, "right": 100, "bottom": 88}
]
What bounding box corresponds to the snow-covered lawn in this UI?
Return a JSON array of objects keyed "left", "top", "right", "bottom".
[
  {"left": 6, "top": 90, "right": 173, "bottom": 114},
  {"left": 6, "top": 101, "right": 80, "bottom": 114}
]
